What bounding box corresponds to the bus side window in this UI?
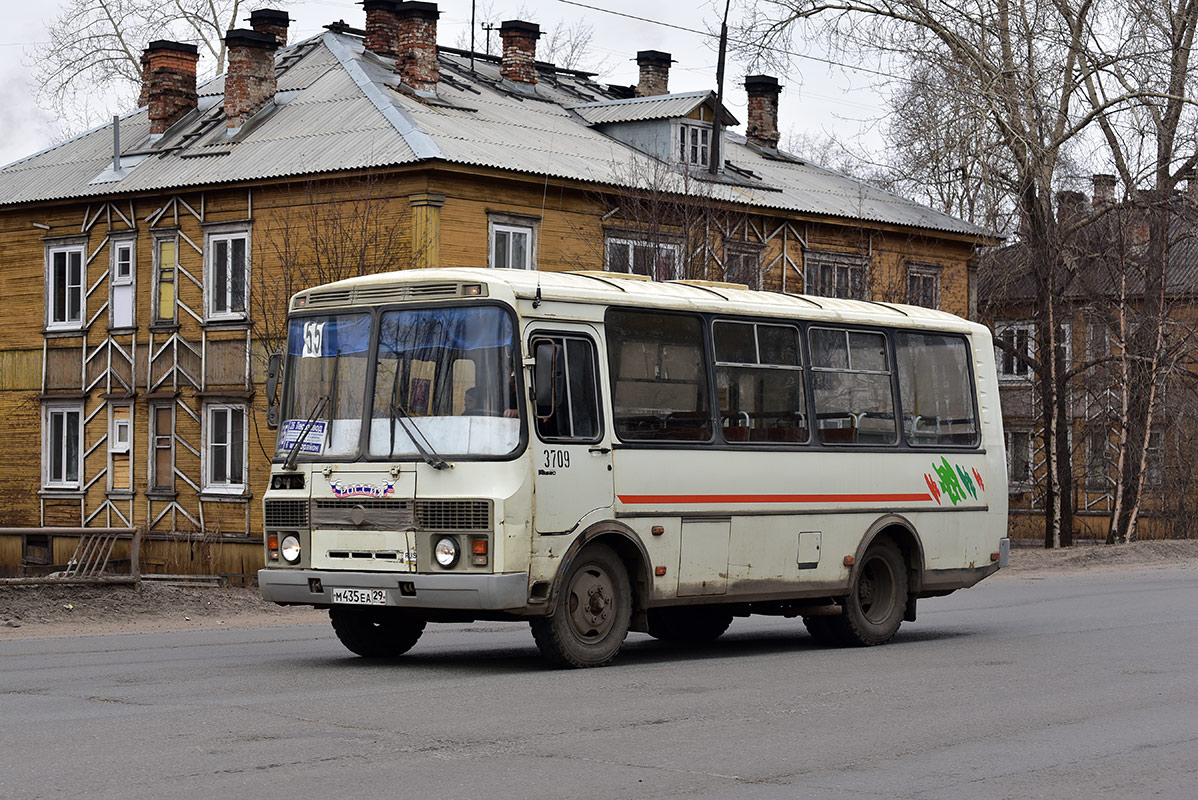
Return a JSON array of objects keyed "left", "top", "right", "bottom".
[
  {"left": 714, "top": 320, "right": 807, "bottom": 444},
  {"left": 895, "top": 332, "right": 979, "bottom": 447},
  {"left": 606, "top": 310, "right": 712, "bottom": 442},
  {"left": 809, "top": 327, "right": 898, "bottom": 445},
  {"left": 533, "top": 335, "right": 601, "bottom": 442}
]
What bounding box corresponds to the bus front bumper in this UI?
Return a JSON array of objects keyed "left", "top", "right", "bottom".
[{"left": 258, "top": 568, "right": 530, "bottom": 611}]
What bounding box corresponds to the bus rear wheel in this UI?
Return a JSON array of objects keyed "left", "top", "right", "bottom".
[
  {"left": 804, "top": 539, "right": 908, "bottom": 647},
  {"left": 329, "top": 606, "right": 426, "bottom": 658},
  {"left": 530, "top": 543, "right": 631, "bottom": 668},
  {"left": 647, "top": 607, "right": 733, "bottom": 643}
]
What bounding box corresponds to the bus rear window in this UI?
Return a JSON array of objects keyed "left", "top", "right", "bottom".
[
  {"left": 895, "top": 332, "right": 979, "bottom": 447},
  {"left": 607, "top": 310, "right": 712, "bottom": 442}
]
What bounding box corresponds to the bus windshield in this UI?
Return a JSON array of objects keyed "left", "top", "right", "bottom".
[
  {"left": 369, "top": 306, "right": 520, "bottom": 458},
  {"left": 277, "top": 312, "right": 372, "bottom": 460},
  {"left": 274, "top": 306, "right": 522, "bottom": 462}
]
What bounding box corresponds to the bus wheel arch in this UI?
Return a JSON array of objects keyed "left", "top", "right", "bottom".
[
  {"left": 804, "top": 516, "right": 924, "bottom": 647},
  {"left": 549, "top": 521, "right": 653, "bottom": 632},
  {"left": 855, "top": 514, "right": 925, "bottom": 602},
  {"left": 531, "top": 529, "right": 646, "bottom": 667}
]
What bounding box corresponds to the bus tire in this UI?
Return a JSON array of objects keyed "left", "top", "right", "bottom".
[
  {"left": 810, "top": 539, "right": 908, "bottom": 647},
  {"left": 329, "top": 606, "right": 426, "bottom": 658},
  {"left": 647, "top": 607, "right": 733, "bottom": 643},
  {"left": 530, "top": 543, "right": 631, "bottom": 668}
]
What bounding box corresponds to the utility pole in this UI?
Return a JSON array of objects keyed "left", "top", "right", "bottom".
[{"left": 709, "top": 0, "right": 731, "bottom": 175}]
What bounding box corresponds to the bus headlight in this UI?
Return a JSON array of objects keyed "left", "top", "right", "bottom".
[
  {"left": 280, "top": 534, "right": 302, "bottom": 565},
  {"left": 434, "top": 536, "right": 460, "bottom": 568}
]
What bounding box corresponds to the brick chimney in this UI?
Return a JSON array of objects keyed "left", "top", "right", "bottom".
[
  {"left": 1056, "top": 190, "right": 1088, "bottom": 226},
  {"left": 395, "top": 1, "right": 440, "bottom": 91},
  {"left": 224, "top": 29, "right": 280, "bottom": 132},
  {"left": 249, "top": 8, "right": 290, "bottom": 45},
  {"left": 500, "top": 20, "right": 540, "bottom": 85},
  {"left": 1092, "top": 173, "right": 1116, "bottom": 210},
  {"left": 362, "top": 1, "right": 440, "bottom": 90},
  {"left": 635, "top": 50, "right": 672, "bottom": 97},
  {"left": 142, "top": 41, "right": 200, "bottom": 136},
  {"left": 744, "top": 75, "right": 782, "bottom": 149},
  {"left": 364, "top": 0, "right": 403, "bottom": 59}
]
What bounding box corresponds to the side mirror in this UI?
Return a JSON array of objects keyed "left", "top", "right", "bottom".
[
  {"left": 533, "top": 340, "right": 559, "bottom": 421},
  {"left": 266, "top": 350, "right": 283, "bottom": 430}
]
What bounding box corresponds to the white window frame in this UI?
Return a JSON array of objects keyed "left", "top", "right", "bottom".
[
  {"left": 906, "top": 263, "right": 941, "bottom": 309},
  {"left": 678, "top": 121, "right": 711, "bottom": 168},
  {"left": 605, "top": 235, "right": 682, "bottom": 282},
  {"left": 204, "top": 228, "right": 250, "bottom": 322},
  {"left": 45, "top": 242, "right": 86, "bottom": 331},
  {"left": 43, "top": 402, "right": 83, "bottom": 490},
  {"left": 110, "top": 411, "right": 131, "bottom": 454},
  {"left": 488, "top": 217, "right": 537, "bottom": 270},
  {"left": 203, "top": 403, "right": 248, "bottom": 494},
  {"left": 110, "top": 237, "right": 136, "bottom": 329},
  {"left": 1006, "top": 427, "right": 1033, "bottom": 492},
  {"left": 996, "top": 321, "right": 1035, "bottom": 382}
]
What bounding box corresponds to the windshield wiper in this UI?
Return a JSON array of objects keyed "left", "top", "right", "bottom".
[
  {"left": 387, "top": 368, "right": 451, "bottom": 470},
  {"left": 282, "top": 395, "right": 329, "bottom": 471}
]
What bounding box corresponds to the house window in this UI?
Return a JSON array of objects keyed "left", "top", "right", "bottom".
[
  {"left": 43, "top": 403, "right": 83, "bottom": 489},
  {"left": 724, "top": 243, "right": 762, "bottom": 289},
  {"left": 906, "top": 264, "right": 940, "bottom": 309},
  {"left": 1007, "top": 428, "right": 1033, "bottom": 490},
  {"left": 1087, "top": 318, "right": 1110, "bottom": 360},
  {"left": 46, "top": 244, "right": 85, "bottom": 330},
  {"left": 150, "top": 404, "right": 174, "bottom": 492},
  {"left": 206, "top": 231, "right": 248, "bottom": 320},
  {"left": 805, "top": 250, "right": 867, "bottom": 300},
  {"left": 111, "top": 239, "right": 135, "bottom": 328},
  {"left": 606, "top": 236, "right": 681, "bottom": 281},
  {"left": 109, "top": 405, "right": 132, "bottom": 492},
  {"left": 1085, "top": 428, "right": 1109, "bottom": 491},
  {"left": 205, "top": 404, "right": 246, "bottom": 492},
  {"left": 996, "top": 322, "right": 1034, "bottom": 380},
  {"left": 679, "top": 123, "right": 710, "bottom": 167},
  {"left": 490, "top": 223, "right": 534, "bottom": 270},
  {"left": 154, "top": 234, "right": 178, "bottom": 324}
]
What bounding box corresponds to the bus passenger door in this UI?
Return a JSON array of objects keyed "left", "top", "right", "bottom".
[{"left": 528, "top": 327, "right": 614, "bottom": 534}]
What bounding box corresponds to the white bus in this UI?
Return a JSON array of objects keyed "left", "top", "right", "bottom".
[{"left": 259, "top": 268, "right": 1009, "bottom": 667}]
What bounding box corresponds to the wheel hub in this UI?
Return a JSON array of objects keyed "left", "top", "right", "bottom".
[{"left": 567, "top": 566, "right": 615, "bottom": 641}]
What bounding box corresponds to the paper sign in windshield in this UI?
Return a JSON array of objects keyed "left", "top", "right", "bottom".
[{"left": 281, "top": 419, "right": 326, "bottom": 454}]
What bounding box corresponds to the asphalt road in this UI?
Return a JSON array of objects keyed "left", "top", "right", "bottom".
[{"left": 2, "top": 568, "right": 1196, "bottom": 800}]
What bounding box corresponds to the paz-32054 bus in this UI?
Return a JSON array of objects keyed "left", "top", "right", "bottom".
[{"left": 259, "top": 268, "right": 1009, "bottom": 667}]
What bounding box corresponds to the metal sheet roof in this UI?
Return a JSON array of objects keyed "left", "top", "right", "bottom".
[
  {"left": 0, "top": 30, "right": 988, "bottom": 239},
  {"left": 568, "top": 91, "right": 737, "bottom": 126}
]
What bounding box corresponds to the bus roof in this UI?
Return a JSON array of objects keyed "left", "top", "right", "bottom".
[{"left": 294, "top": 268, "right": 982, "bottom": 334}]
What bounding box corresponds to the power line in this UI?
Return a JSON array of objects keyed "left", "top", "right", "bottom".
[{"left": 554, "top": 0, "right": 903, "bottom": 82}]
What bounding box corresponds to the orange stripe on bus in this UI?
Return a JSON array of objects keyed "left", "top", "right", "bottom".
[{"left": 617, "top": 493, "right": 934, "bottom": 505}]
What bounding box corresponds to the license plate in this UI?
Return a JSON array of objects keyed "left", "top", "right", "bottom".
[{"left": 331, "top": 587, "right": 388, "bottom": 606}]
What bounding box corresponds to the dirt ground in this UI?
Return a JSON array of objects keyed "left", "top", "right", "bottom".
[{"left": 2, "top": 539, "right": 1196, "bottom": 640}]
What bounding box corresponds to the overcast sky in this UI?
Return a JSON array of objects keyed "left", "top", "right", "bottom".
[{"left": 0, "top": 0, "right": 890, "bottom": 168}]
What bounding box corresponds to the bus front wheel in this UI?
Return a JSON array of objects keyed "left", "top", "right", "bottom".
[
  {"left": 805, "top": 539, "right": 908, "bottom": 647},
  {"left": 329, "top": 606, "right": 426, "bottom": 658},
  {"left": 530, "top": 543, "right": 631, "bottom": 668}
]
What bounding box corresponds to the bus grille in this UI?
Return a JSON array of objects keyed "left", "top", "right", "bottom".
[
  {"left": 311, "top": 499, "right": 491, "bottom": 530},
  {"left": 416, "top": 500, "right": 491, "bottom": 530},
  {"left": 264, "top": 500, "right": 309, "bottom": 528}
]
